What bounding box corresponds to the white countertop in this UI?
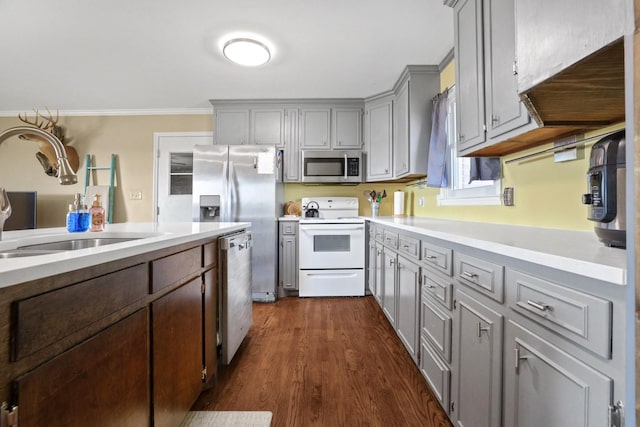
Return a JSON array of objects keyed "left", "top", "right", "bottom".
[
  {"left": 368, "top": 216, "right": 627, "bottom": 286},
  {"left": 0, "top": 222, "right": 249, "bottom": 289},
  {"left": 279, "top": 216, "right": 301, "bottom": 221}
]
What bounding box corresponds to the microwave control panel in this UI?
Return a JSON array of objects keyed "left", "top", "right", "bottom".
[{"left": 347, "top": 158, "right": 360, "bottom": 176}]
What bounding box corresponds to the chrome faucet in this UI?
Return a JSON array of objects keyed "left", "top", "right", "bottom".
[{"left": 0, "top": 126, "right": 78, "bottom": 240}]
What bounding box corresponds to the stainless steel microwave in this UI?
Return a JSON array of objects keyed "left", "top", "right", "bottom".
[{"left": 301, "top": 151, "right": 363, "bottom": 183}]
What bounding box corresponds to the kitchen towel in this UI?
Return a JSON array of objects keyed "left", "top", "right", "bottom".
[
  {"left": 469, "top": 157, "right": 502, "bottom": 182},
  {"left": 426, "top": 88, "right": 450, "bottom": 187},
  {"left": 393, "top": 191, "right": 405, "bottom": 216}
]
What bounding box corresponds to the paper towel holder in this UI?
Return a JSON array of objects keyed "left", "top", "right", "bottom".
[{"left": 393, "top": 190, "right": 406, "bottom": 217}]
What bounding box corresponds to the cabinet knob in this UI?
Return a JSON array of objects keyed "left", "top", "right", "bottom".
[{"left": 384, "top": 169, "right": 389, "bottom": 173}]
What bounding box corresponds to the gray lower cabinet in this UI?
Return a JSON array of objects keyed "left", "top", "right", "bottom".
[
  {"left": 367, "top": 237, "right": 377, "bottom": 298},
  {"left": 374, "top": 241, "right": 384, "bottom": 304},
  {"left": 503, "top": 320, "right": 613, "bottom": 427},
  {"left": 396, "top": 255, "right": 420, "bottom": 361},
  {"left": 364, "top": 95, "right": 393, "bottom": 181},
  {"left": 279, "top": 221, "right": 298, "bottom": 291},
  {"left": 382, "top": 247, "right": 397, "bottom": 327},
  {"left": 451, "top": 288, "right": 503, "bottom": 427}
]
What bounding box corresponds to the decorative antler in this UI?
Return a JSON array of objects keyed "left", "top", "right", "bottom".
[{"left": 16, "top": 108, "right": 79, "bottom": 176}]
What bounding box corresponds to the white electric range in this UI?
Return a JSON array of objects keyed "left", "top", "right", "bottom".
[{"left": 298, "top": 197, "right": 365, "bottom": 297}]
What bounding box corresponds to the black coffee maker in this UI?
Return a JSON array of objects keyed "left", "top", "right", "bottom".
[{"left": 582, "top": 129, "right": 626, "bottom": 248}]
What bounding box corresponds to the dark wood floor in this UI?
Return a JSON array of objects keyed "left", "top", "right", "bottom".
[{"left": 192, "top": 296, "right": 452, "bottom": 427}]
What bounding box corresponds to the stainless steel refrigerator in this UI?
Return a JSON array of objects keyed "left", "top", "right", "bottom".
[{"left": 192, "top": 145, "right": 283, "bottom": 302}]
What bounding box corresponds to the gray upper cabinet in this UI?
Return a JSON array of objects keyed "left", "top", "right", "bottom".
[
  {"left": 214, "top": 108, "right": 249, "bottom": 145},
  {"left": 364, "top": 95, "right": 394, "bottom": 181},
  {"left": 252, "top": 108, "right": 285, "bottom": 147},
  {"left": 299, "top": 107, "right": 331, "bottom": 149},
  {"left": 213, "top": 104, "right": 284, "bottom": 146},
  {"left": 332, "top": 107, "right": 362, "bottom": 149},
  {"left": 504, "top": 321, "right": 613, "bottom": 427},
  {"left": 454, "top": 0, "right": 485, "bottom": 152},
  {"left": 391, "top": 66, "right": 439, "bottom": 180},
  {"left": 393, "top": 80, "right": 410, "bottom": 177},
  {"left": 515, "top": 0, "right": 625, "bottom": 95},
  {"left": 484, "top": 0, "right": 530, "bottom": 140},
  {"left": 450, "top": 0, "right": 534, "bottom": 156}
]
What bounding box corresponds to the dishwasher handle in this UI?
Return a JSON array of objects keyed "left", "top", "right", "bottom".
[{"left": 219, "top": 231, "right": 252, "bottom": 251}]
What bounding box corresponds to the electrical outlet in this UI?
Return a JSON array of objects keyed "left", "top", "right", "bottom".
[
  {"left": 418, "top": 197, "right": 424, "bottom": 207},
  {"left": 128, "top": 191, "right": 142, "bottom": 200}
]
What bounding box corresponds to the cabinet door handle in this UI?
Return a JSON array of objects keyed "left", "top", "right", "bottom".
[
  {"left": 462, "top": 271, "right": 478, "bottom": 279},
  {"left": 514, "top": 347, "right": 529, "bottom": 369},
  {"left": 389, "top": 259, "right": 395, "bottom": 266},
  {"left": 477, "top": 322, "right": 490, "bottom": 338},
  {"left": 526, "top": 300, "right": 551, "bottom": 312}
]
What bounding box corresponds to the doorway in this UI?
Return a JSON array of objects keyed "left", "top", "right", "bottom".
[{"left": 153, "top": 132, "right": 212, "bottom": 222}]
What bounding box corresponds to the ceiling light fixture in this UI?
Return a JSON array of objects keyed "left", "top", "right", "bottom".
[{"left": 222, "top": 38, "right": 271, "bottom": 66}]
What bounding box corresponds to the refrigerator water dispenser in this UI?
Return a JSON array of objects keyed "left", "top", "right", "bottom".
[{"left": 199, "top": 195, "right": 220, "bottom": 221}]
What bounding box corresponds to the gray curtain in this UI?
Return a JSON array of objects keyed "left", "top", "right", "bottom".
[
  {"left": 469, "top": 157, "right": 501, "bottom": 182},
  {"left": 426, "top": 88, "right": 450, "bottom": 187}
]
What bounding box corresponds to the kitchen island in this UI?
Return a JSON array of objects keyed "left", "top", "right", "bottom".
[{"left": 0, "top": 222, "right": 249, "bottom": 427}]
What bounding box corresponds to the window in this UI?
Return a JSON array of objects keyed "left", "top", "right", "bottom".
[
  {"left": 169, "top": 152, "right": 193, "bottom": 195},
  {"left": 437, "top": 87, "right": 502, "bottom": 206}
]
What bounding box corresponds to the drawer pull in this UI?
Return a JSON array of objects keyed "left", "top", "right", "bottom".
[
  {"left": 402, "top": 244, "right": 410, "bottom": 249},
  {"left": 527, "top": 300, "right": 551, "bottom": 312},
  {"left": 514, "top": 348, "right": 529, "bottom": 369},
  {"left": 426, "top": 255, "right": 437, "bottom": 260},
  {"left": 425, "top": 284, "right": 435, "bottom": 289},
  {"left": 462, "top": 271, "right": 478, "bottom": 279},
  {"left": 477, "top": 322, "right": 490, "bottom": 338}
]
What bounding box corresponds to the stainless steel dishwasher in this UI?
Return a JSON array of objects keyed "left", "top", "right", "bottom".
[{"left": 219, "top": 230, "right": 253, "bottom": 364}]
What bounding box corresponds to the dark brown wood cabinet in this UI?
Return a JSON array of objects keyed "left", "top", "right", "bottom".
[
  {"left": 13, "top": 309, "right": 150, "bottom": 427},
  {"left": 0, "top": 236, "right": 223, "bottom": 427},
  {"left": 152, "top": 278, "right": 204, "bottom": 427}
]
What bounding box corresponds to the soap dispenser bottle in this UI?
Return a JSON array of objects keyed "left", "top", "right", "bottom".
[
  {"left": 90, "top": 194, "right": 105, "bottom": 232},
  {"left": 66, "top": 193, "right": 91, "bottom": 232}
]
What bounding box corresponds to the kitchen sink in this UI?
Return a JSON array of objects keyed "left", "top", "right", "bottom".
[
  {"left": 0, "top": 250, "right": 61, "bottom": 258},
  {"left": 16, "top": 237, "right": 142, "bottom": 252}
]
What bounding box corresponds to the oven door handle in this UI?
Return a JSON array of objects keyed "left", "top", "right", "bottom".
[{"left": 300, "top": 226, "right": 364, "bottom": 232}]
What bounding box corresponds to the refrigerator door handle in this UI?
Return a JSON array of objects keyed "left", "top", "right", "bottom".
[{"left": 228, "top": 160, "right": 237, "bottom": 221}]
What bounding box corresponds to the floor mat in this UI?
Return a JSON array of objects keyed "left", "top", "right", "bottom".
[{"left": 180, "top": 411, "right": 273, "bottom": 427}]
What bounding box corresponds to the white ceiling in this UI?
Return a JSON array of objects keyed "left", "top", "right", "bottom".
[{"left": 0, "top": 0, "right": 453, "bottom": 114}]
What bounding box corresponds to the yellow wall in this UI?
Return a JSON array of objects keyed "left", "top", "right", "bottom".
[{"left": 0, "top": 115, "right": 211, "bottom": 227}]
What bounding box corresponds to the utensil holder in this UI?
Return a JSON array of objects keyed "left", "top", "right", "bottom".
[{"left": 370, "top": 202, "right": 380, "bottom": 217}]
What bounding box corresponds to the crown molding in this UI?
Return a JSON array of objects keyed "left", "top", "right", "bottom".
[{"left": 0, "top": 108, "right": 212, "bottom": 117}]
